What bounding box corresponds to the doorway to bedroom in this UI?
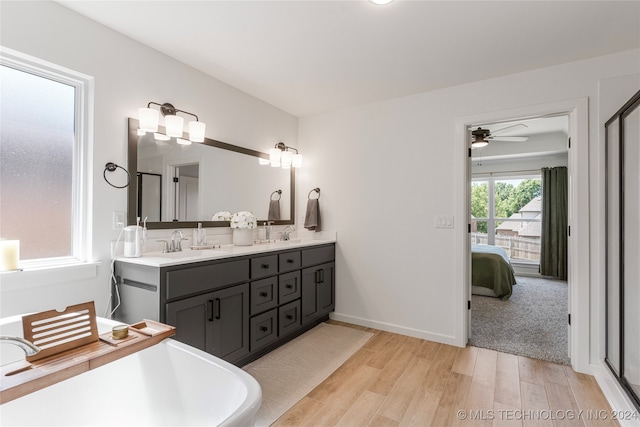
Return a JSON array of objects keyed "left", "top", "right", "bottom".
[{"left": 467, "top": 114, "right": 570, "bottom": 365}]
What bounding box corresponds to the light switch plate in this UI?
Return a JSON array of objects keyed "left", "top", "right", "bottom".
[{"left": 435, "top": 215, "right": 454, "bottom": 229}]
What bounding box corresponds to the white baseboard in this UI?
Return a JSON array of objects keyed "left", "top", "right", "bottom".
[
  {"left": 591, "top": 361, "right": 640, "bottom": 426},
  {"left": 330, "top": 312, "right": 461, "bottom": 347}
]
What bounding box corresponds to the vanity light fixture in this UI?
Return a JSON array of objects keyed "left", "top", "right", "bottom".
[
  {"left": 138, "top": 102, "right": 206, "bottom": 143},
  {"left": 264, "top": 142, "right": 302, "bottom": 169},
  {"left": 369, "top": 0, "right": 394, "bottom": 5}
]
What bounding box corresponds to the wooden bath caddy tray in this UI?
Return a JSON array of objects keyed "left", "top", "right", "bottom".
[{"left": 0, "top": 302, "right": 175, "bottom": 404}]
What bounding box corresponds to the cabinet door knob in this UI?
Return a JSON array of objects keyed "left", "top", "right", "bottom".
[
  {"left": 261, "top": 264, "right": 270, "bottom": 269},
  {"left": 259, "top": 291, "right": 268, "bottom": 297},
  {"left": 287, "top": 259, "right": 295, "bottom": 264},
  {"left": 286, "top": 314, "right": 293, "bottom": 320},
  {"left": 260, "top": 326, "right": 268, "bottom": 332},
  {"left": 285, "top": 284, "right": 293, "bottom": 289}
]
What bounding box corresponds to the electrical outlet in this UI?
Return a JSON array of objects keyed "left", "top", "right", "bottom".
[{"left": 113, "top": 211, "right": 125, "bottom": 230}]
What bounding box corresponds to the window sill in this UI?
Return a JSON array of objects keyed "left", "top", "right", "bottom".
[{"left": 0, "top": 262, "right": 100, "bottom": 291}]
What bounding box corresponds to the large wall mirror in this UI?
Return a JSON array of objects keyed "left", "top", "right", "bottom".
[{"left": 127, "top": 118, "right": 295, "bottom": 229}]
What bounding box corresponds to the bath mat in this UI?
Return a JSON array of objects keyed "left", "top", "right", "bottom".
[{"left": 242, "top": 322, "right": 373, "bottom": 427}]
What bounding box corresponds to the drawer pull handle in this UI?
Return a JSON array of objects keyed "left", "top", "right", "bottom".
[
  {"left": 259, "top": 291, "right": 268, "bottom": 297},
  {"left": 260, "top": 326, "right": 268, "bottom": 332},
  {"left": 287, "top": 259, "right": 295, "bottom": 264},
  {"left": 261, "top": 264, "right": 270, "bottom": 269},
  {"left": 285, "top": 284, "right": 293, "bottom": 289},
  {"left": 286, "top": 314, "right": 293, "bottom": 320}
]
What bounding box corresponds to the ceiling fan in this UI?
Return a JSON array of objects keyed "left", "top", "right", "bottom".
[{"left": 471, "top": 124, "right": 529, "bottom": 148}]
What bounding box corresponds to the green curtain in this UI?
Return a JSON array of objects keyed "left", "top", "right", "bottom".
[{"left": 540, "top": 166, "right": 568, "bottom": 279}]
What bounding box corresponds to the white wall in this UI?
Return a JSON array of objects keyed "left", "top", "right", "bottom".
[
  {"left": 0, "top": 1, "right": 298, "bottom": 317},
  {"left": 298, "top": 49, "right": 640, "bottom": 363}
]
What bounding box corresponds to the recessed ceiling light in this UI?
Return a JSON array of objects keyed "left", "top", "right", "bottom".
[{"left": 369, "top": 0, "right": 394, "bottom": 5}]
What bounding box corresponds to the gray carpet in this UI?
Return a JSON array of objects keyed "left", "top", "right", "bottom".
[{"left": 469, "top": 276, "right": 570, "bottom": 365}]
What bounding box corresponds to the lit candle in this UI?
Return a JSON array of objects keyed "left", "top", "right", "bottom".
[{"left": 0, "top": 240, "right": 20, "bottom": 271}]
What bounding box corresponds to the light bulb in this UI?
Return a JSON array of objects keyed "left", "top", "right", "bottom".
[
  {"left": 281, "top": 150, "right": 293, "bottom": 168},
  {"left": 138, "top": 107, "right": 159, "bottom": 132},
  {"left": 165, "top": 115, "right": 184, "bottom": 138},
  {"left": 269, "top": 148, "right": 281, "bottom": 167},
  {"left": 188, "top": 121, "right": 206, "bottom": 143}
]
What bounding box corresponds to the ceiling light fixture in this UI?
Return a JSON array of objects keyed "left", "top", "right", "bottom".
[
  {"left": 369, "top": 0, "right": 394, "bottom": 5},
  {"left": 263, "top": 142, "right": 302, "bottom": 169},
  {"left": 138, "top": 102, "right": 206, "bottom": 143},
  {"left": 471, "top": 127, "right": 490, "bottom": 149}
]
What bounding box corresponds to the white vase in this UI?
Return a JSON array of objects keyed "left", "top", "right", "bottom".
[{"left": 233, "top": 228, "right": 254, "bottom": 246}]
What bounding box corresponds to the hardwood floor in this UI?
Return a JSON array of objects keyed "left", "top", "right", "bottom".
[{"left": 273, "top": 320, "right": 618, "bottom": 427}]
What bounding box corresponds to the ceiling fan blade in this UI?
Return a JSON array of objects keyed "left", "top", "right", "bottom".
[
  {"left": 488, "top": 136, "right": 529, "bottom": 142},
  {"left": 492, "top": 123, "right": 528, "bottom": 135}
]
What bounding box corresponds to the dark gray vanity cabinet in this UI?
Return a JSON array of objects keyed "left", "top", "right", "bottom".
[
  {"left": 301, "top": 262, "right": 335, "bottom": 325},
  {"left": 300, "top": 245, "right": 336, "bottom": 325},
  {"left": 165, "top": 283, "right": 249, "bottom": 362},
  {"left": 114, "top": 243, "right": 335, "bottom": 366}
]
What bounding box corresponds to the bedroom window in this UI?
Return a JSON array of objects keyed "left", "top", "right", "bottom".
[{"left": 471, "top": 175, "right": 542, "bottom": 263}]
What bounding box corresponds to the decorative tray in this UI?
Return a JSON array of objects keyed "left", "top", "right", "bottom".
[{"left": 189, "top": 242, "right": 221, "bottom": 250}]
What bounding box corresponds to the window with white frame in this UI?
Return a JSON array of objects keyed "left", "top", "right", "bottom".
[
  {"left": 0, "top": 49, "right": 92, "bottom": 268},
  {"left": 471, "top": 174, "right": 542, "bottom": 263}
]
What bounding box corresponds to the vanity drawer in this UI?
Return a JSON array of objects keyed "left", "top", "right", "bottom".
[
  {"left": 301, "top": 245, "right": 335, "bottom": 268},
  {"left": 250, "top": 277, "right": 278, "bottom": 315},
  {"left": 278, "top": 251, "right": 301, "bottom": 273},
  {"left": 279, "top": 300, "right": 301, "bottom": 337},
  {"left": 251, "top": 254, "right": 278, "bottom": 279},
  {"left": 165, "top": 259, "right": 249, "bottom": 300},
  {"left": 279, "top": 271, "right": 301, "bottom": 305},
  {"left": 250, "top": 309, "right": 278, "bottom": 351}
]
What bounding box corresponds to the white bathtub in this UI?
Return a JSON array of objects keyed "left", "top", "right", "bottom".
[{"left": 0, "top": 315, "right": 261, "bottom": 426}]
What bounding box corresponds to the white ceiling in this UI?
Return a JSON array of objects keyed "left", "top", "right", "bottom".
[{"left": 56, "top": 0, "right": 640, "bottom": 117}]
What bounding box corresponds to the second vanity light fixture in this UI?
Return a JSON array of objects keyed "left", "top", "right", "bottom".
[
  {"left": 259, "top": 142, "right": 303, "bottom": 169},
  {"left": 138, "top": 102, "right": 206, "bottom": 145}
]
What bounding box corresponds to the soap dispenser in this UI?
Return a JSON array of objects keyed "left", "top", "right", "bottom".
[
  {"left": 193, "top": 222, "right": 206, "bottom": 246},
  {"left": 258, "top": 222, "right": 267, "bottom": 241}
]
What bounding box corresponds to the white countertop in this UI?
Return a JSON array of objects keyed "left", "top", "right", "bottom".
[{"left": 115, "top": 236, "right": 336, "bottom": 268}]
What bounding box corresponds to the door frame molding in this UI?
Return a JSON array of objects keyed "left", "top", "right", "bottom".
[{"left": 453, "top": 97, "right": 590, "bottom": 373}]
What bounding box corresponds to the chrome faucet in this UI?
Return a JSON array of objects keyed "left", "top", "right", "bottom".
[
  {"left": 0, "top": 336, "right": 41, "bottom": 356},
  {"left": 282, "top": 225, "right": 295, "bottom": 241},
  {"left": 170, "top": 230, "right": 186, "bottom": 252}
]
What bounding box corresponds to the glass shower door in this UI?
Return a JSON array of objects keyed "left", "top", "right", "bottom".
[{"left": 623, "top": 99, "right": 640, "bottom": 398}]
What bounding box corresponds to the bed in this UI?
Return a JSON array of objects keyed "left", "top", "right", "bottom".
[{"left": 472, "top": 244, "right": 517, "bottom": 300}]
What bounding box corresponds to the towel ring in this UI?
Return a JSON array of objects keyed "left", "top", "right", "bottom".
[
  {"left": 270, "top": 189, "right": 282, "bottom": 201},
  {"left": 308, "top": 188, "right": 320, "bottom": 200},
  {"left": 103, "top": 162, "right": 131, "bottom": 189}
]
